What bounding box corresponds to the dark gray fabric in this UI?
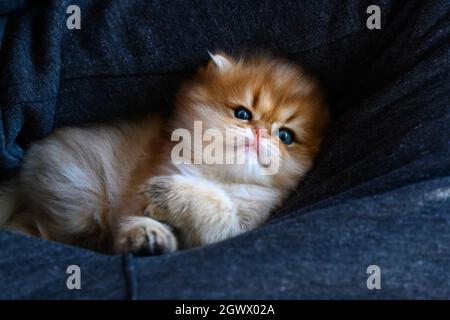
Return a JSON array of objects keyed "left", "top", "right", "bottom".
[
  {"left": 0, "top": 0, "right": 27, "bottom": 15},
  {"left": 135, "top": 177, "right": 450, "bottom": 299},
  {"left": 0, "top": 231, "right": 128, "bottom": 299},
  {"left": 0, "top": 0, "right": 449, "bottom": 299}
]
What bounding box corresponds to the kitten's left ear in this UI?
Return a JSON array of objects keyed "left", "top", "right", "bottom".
[{"left": 208, "top": 51, "right": 233, "bottom": 71}]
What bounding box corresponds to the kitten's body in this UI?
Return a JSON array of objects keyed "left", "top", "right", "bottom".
[{"left": 1, "top": 53, "right": 329, "bottom": 254}]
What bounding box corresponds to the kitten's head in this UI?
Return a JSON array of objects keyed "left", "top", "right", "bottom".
[{"left": 171, "top": 52, "right": 329, "bottom": 190}]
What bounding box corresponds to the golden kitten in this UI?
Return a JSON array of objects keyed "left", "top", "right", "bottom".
[{"left": 0, "top": 52, "right": 329, "bottom": 254}]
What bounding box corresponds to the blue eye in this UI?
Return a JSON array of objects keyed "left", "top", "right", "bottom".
[
  {"left": 234, "top": 106, "right": 252, "bottom": 121},
  {"left": 278, "top": 128, "right": 294, "bottom": 145}
]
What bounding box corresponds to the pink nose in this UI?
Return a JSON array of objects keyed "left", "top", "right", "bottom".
[
  {"left": 252, "top": 126, "right": 265, "bottom": 139},
  {"left": 249, "top": 126, "right": 266, "bottom": 152}
]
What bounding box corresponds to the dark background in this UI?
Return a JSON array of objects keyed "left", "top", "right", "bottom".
[{"left": 0, "top": 0, "right": 449, "bottom": 299}]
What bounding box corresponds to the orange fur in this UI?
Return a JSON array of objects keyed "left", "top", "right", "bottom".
[{"left": 1, "top": 52, "right": 329, "bottom": 254}]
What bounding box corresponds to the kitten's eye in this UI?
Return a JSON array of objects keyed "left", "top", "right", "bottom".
[
  {"left": 234, "top": 106, "right": 252, "bottom": 121},
  {"left": 278, "top": 128, "right": 294, "bottom": 145}
]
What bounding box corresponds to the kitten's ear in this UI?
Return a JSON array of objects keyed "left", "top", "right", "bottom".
[{"left": 208, "top": 51, "right": 233, "bottom": 71}]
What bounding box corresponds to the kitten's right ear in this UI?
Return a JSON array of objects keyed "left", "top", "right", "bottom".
[{"left": 208, "top": 51, "right": 233, "bottom": 71}]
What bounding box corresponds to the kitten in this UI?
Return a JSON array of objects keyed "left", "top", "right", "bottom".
[{"left": 0, "top": 52, "right": 329, "bottom": 254}]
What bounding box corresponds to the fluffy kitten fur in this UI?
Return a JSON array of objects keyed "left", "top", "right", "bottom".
[{"left": 1, "top": 52, "right": 329, "bottom": 254}]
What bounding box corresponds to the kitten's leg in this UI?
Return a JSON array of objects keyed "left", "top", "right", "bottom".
[
  {"left": 142, "top": 175, "right": 282, "bottom": 247},
  {"left": 114, "top": 216, "right": 178, "bottom": 255}
]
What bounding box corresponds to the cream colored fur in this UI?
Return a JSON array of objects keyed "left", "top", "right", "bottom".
[{"left": 1, "top": 53, "right": 329, "bottom": 254}]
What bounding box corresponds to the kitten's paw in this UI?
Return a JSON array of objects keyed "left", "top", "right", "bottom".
[
  {"left": 143, "top": 175, "right": 174, "bottom": 209},
  {"left": 115, "top": 216, "right": 177, "bottom": 255},
  {"left": 143, "top": 202, "right": 169, "bottom": 223}
]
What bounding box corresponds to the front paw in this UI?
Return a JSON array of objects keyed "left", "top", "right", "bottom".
[
  {"left": 143, "top": 202, "right": 170, "bottom": 224},
  {"left": 142, "top": 175, "right": 174, "bottom": 209},
  {"left": 115, "top": 216, "right": 177, "bottom": 255}
]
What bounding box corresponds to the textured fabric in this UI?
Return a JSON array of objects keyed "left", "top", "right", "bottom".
[
  {"left": 0, "top": 231, "right": 128, "bottom": 299},
  {"left": 0, "top": 0, "right": 449, "bottom": 299}
]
